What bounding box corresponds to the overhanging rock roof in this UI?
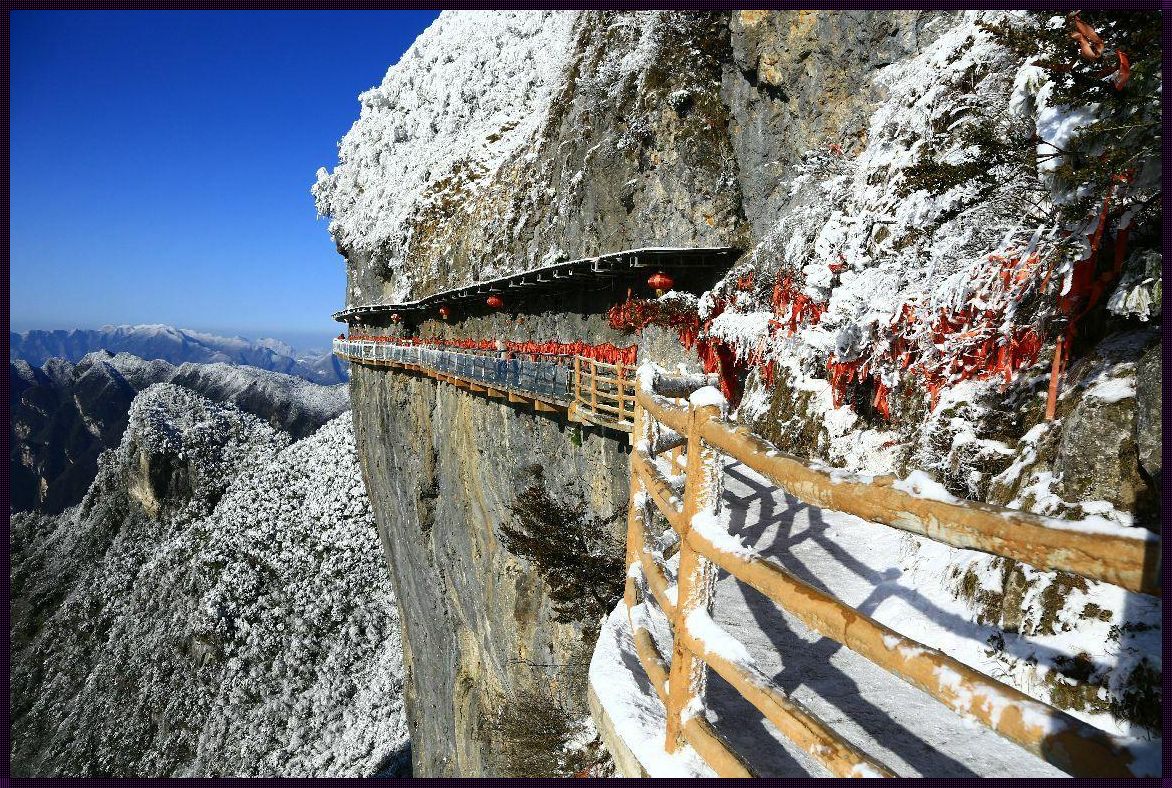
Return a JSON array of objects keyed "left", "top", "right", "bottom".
[{"left": 332, "top": 246, "right": 742, "bottom": 323}]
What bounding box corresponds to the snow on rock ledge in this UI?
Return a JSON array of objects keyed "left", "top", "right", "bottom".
[{"left": 313, "top": 11, "right": 579, "bottom": 300}]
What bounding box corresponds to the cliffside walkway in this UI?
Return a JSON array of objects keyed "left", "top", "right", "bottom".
[
  {"left": 334, "top": 338, "right": 637, "bottom": 432},
  {"left": 589, "top": 370, "right": 1160, "bottom": 778},
  {"left": 336, "top": 335, "right": 1159, "bottom": 777}
]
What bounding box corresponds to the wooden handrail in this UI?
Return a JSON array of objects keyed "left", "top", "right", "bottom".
[
  {"left": 622, "top": 375, "right": 1157, "bottom": 778},
  {"left": 639, "top": 390, "right": 690, "bottom": 435},
  {"left": 570, "top": 354, "right": 638, "bottom": 430},
  {"left": 642, "top": 434, "right": 895, "bottom": 778},
  {"left": 632, "top": 450, "right": 686, "bottom": 532},
  {"left": 679, "top": 616, "right": 895, "bottom": 778},
  {"left": 682, "top": 521, "right": 1139, "bottom": 776},
  {"left": 626, "top": 404, "right": 752, "bottom": 778},
  {"left": 337, "top": 340, "right": 639, "bottom": 430},
  {"left": 696, "top": 417, "right": 1159, "bottom": 596},
  {"left": 629, "top": 604, "right": 754, "bottom": 777}
]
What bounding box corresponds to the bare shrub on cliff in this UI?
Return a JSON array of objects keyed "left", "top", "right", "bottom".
[
  {"left": 500, "top": 469, "right": 625, "bottom": 639},
  {"left": 485, "top": 690, "right": 614, "bottom": 777}
]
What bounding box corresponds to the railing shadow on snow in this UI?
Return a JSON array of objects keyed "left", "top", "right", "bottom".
[{"left": 620, "top": 370, "right": 1160, "bottom": 778}]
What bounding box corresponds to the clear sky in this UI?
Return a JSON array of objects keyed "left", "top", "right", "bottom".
[{"left": 10, "top": 10, "right": 440, "bottom": 349}]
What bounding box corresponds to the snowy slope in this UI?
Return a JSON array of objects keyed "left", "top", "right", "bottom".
[
  {"left": 11, "top": 386, "right": 406, "bottom": 777},
  {"left": 170, "top": 361, "right": 350, "bottom": 439},
  {"left": 313, "top": 10, "right": 580, "bottom": 300}
]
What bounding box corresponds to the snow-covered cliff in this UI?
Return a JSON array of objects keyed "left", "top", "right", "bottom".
[{"left": 314, "top": 10, "right": 1160, "bottom": 776}]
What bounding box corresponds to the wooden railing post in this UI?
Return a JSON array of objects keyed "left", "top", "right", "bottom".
[
  {"left": 665, "top": 399, "right": 723, "bottom": 753},
  {"left": 590, "top": 359, "right": 598, "bottom": 416},
  {"left": 625, "top": 397, "right": 649, "bottom": 611},
  {"left": 573, "top": 356, "right": 581, "bottom": 408},
  {"left": 616, "top": 362, "right": 625, "bottom": 420}
]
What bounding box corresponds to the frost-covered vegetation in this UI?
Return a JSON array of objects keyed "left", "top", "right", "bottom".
[
  {"left": 313, "top": 11, "right": 578, "bottom": 301},
  {"left": 11, "top": 385, "right": 406, "bottom": 776}
]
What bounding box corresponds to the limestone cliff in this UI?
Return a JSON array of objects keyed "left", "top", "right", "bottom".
[{"left": 315, "top": 10, "right": 1160, "bottom": 775}]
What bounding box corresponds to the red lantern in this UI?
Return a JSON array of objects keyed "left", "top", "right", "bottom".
[
  {"left": 647, "top": 271, "right": 674, "bottom": 297},
  {"left": 438, "top": 306, "right": 451, "bottom": 320},
  {"left": 486, "top": 295, "right": 504, "bottom": 310}
]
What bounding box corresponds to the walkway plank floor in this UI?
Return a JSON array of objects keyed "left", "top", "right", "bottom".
[{"left": 591, "top": 459, "right": 1160, "bottom": 777}]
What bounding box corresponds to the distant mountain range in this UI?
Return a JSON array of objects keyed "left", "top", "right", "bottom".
[{"left": 10, "top": 324, "right": 347, "bottom": 385}]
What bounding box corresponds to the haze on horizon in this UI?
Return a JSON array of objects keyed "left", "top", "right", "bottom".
[{"left": 9, "top": 10, "right": 440, "bottom": 347}]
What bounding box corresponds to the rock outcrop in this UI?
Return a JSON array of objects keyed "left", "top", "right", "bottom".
[
  {"left": 315, "top": 10, "right": 1161, "bottom": 775},
  {"left": 10, "top": 352, "right": 175, "bottom": 513}
]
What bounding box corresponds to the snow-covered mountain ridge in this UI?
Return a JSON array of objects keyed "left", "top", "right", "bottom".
[
  {"left": 12, "top": 350, "right": 350, "bottom": 516},
  {"left": 11, "top": 385, "right": 407, "bottom": 776},
  {"left": 11, "top": 324, "right": 347, "bottom": 385}
]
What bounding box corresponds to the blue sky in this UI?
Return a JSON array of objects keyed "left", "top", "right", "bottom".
[{"left": 10, "top": 10, "right": 440, "bottom": 349}]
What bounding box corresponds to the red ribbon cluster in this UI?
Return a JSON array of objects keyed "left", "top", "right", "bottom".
[
  {"left": 1056, "top": 173, "right": 1133, "bottom": 366},
  {"left": 825, "top": 249, "right": 1052, "bottom": 417},
  {"left": 771, "top": 273, "right": 826, "bottom": 335},
  {"left": 606, "top": 293, "right": 751, "bottom": 402},
  {"left": 607, "top": 297, "right": 702, "bottom": 349}
]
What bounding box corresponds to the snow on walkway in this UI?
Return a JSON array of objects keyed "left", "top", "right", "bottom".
[{"left": 590, "top": 459, "right": 1160, "bottom": 777}]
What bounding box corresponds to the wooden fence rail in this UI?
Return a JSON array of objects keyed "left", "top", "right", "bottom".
[{"left": 624, "top": 370, "right": 1159, "bottom": 778}]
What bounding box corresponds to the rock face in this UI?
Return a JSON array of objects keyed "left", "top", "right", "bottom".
[
  {"left": 10, "top": 353, "right": 175, "bottom": 513},
  {"left": 10, "top": 351, "right": 350, "bottom": 515},
  {"left": 350, "top": 365, "right": 625, "bottom": 776},
  {"left": 315, "top": 10, "right": 1161, "bottom": 775},
  {"left": 1133, "top": 339, "right": 1161, "bottom": 484},
  {"left": 11, "top": 386, "right": 407, "bottom": 776},
  {"left": 726, "top": 11, "right": 940, "bottom": 230}
]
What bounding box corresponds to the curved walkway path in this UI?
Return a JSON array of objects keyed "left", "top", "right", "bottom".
[{"left": 590, "top": 458, "right": 1160, "bottom": 777}]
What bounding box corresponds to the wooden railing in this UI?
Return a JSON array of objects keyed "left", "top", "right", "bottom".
[
  {"left": 334, "top": 338, "right": 637, "bottom": 432},
  {"left": 571, "top": 357, "right": 637, "bottom": 429},
  {"left": 624, "top": 370, "right": 1159, "bottom": 778}
]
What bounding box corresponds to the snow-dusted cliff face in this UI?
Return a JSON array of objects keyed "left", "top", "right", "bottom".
[
  {"left": 315, "top": 10, "right": 749, "bottom": 306},
  {"left": 11, "top": 385, "right": 406, "bottom": 777},
  {"left": 314, "top": 11, "right": 578, "bottom": 301},
  {"left": 316, "top": 10, "right": 1160, "bottom": 776}
]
